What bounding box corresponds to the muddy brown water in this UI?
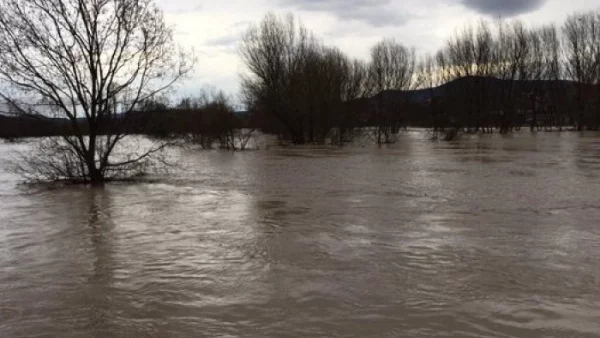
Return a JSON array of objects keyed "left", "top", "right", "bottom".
[{"left": 1, "top": 131, "right": 600, "bottom": 337}]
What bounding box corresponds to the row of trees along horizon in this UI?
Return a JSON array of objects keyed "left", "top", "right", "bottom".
[
  {"left": 238, "top": 10, "right": 600, "bottom": 144},
  {"left": 0, "top": 0, "right": 599, "bottom": 184}
]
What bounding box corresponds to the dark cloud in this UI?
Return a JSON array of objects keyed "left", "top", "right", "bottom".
[
  {"left": 279, "top": 0, "right": 409, "bottom": 27},
  {"left": 462, "top": 0, "right": 547, "bottom": 17}
]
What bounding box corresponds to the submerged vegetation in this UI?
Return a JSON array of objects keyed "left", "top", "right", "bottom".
[{"left": 239, "top": 10, "right": 600, "bottom": 142}]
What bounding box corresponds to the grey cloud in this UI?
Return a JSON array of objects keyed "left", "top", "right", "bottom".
[
  {"left": 231, "top": 20, "right": 252, "bottom": 29},
  {"left": 279, "top": 0, "right": 409, "bottom": 27},
  {"left": 462, "top": 0, "right": 547, "bottom": 17},
  {"left": 205, "top": 35, "right": 240, "bottom": 48},
  {"left": 203, "top": 32, "right": 242, "bottom": 54}
]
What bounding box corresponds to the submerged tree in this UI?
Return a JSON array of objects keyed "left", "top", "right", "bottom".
[
  {"left": 0, "top": 0, "right": 192, "bottom": 184},
  {"left": 563, "top": 10, "right": 600, "bottom": 130},
  {"left": 337, "top": 58, "right": 371, "bottom": 145},
  {"left": 240, "top": 13, "right": 368, "bottom": 145},
  {"left": 368, "top": 39, "right": 416, "bottom": 143},
  {"left": 180, "top": 89, "right": 254, "bottom": 150},
  {"left": 239, "top": 14, "right": 305, "bottom": 143},
  {"left": 418, "top": 53, "right": 446, "bottom": 137}
]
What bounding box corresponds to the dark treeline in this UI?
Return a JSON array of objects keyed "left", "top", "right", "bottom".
[
  {"left": 0, "top": 90, "right": 257, "bottom": 150},
  {"left": 239, "top": 11, "right": 600, "bottom": 142},
  {"left": 139, "top": 91, "right": 258, "bottom": 150},
  {"left": 3, "top": 10, "right": 600, "bottom": 144}
]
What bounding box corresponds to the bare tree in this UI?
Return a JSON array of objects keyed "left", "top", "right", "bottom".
[
  {"left": 368, "top": 38, "right": 417, "bottom": 143},
  {"left": 417, "top": 53, "right": 446, "bottom": 137},
  {"left": 336, "top": 58, "right": 370, "bottom": 144},
  {"left": 433, "top": 48, "right": 462, "bottom": 139},
  {"left": 526, "top": 27, "right": 545, "bottom": 131},
  {"left": 539, "top": 24, "right": 565, "bottom": 130},
  {"left": 170, "top": 89, "right": 258, "bottom": 151},
  {"left": 185, "top": 89, "right": 234, "bottom": 149},
  {"left": 0, "top": 0, "right": 192, "bottom": 184},
  {"left": 563, "top": 10, "right": 600, "bottom": 130},
  {"left": 494, "top": 20, "right": 531, "bottom": 132},
  {"left": 437, "top": 21, "right": 495, "bottom": 135},
  {"left": 240, "top": 13, "right": 304, "bottom": 143},
  {"left": 240, "top": 13, "right": 361, "bottom": 144}
]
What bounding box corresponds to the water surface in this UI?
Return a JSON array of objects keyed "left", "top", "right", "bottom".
[{"left": 1, "top": 132, "right": 600, "bottom": 337}]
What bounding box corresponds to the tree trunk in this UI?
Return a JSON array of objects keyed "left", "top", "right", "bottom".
[
  {"left": 86, "top": 145, "right": 104, "bottom": 186},
  {"left": 89, "top": 168, "right": 104, "bottom": 186}
]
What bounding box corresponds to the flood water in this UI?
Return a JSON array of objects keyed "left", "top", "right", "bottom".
[{"left": 1, "top": 131, "right": 600, "bottom": 337}]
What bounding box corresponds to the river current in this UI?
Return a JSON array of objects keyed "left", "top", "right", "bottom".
[{"left": 1, "top": 131, "right": 599, "bottom": 337}]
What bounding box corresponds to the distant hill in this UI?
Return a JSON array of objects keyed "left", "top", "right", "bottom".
[{"left": 372, "top": 76, "right": 583, "bottom": 104}]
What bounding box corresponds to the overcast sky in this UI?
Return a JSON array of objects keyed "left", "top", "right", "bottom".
[{"left": 156, "top": 0, "right": 600, "bottom": 100}]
